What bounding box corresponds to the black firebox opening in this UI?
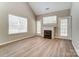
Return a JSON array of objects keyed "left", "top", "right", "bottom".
[{"left": 44, "top": 30, "right": 52, "bottom": 39}]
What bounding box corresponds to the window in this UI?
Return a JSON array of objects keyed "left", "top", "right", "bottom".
[
  {"left": 60, "top": 19, "right": 67, "bottom": 36},
  {"left": 37, "top": 20, "right": 41, "bottom": 34},
  {"left": 43, "top": 16, "right": 57, "bottom": 24},
  {"left": 9, "top": 14, "right": 27, "bottom": 34}
]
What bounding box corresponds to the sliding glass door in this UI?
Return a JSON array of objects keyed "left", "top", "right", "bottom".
[
  {"left": 58, "top": 17, "right": 71, "bottom": 39},
  {"left": 60, "top": 19, "right": 68, "bottom": 37}
]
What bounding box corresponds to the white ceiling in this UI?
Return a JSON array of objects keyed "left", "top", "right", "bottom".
[{"left": 28, "top": 2, "right": 72, "bottom": 15}]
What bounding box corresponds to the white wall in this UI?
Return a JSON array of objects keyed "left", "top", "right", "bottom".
[
  {"left": 0, "top": 2, "right": 36, "bottom": 44},
  {"left": 0, "top": 3, "right": 8, "bottom": 44},
  {"left": 71, "top": 2, "right": 79, "bottom": 56}
]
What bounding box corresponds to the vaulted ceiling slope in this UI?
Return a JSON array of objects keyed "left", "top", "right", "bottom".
[{"left": 28, "top": 2, "right": 72, "bottom": 15}]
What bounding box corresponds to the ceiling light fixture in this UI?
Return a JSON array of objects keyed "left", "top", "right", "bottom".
[{"left": 46, "top": 8, "right": 50, "bottom": 10}]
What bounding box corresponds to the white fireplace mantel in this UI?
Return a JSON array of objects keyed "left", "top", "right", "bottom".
[{"left": 41, "top": 25, "right": 56, "bottom": 39}]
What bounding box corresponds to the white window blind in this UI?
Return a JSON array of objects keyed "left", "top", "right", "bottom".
[
  {"left": 60, "top": 19, "right": 67, "bottom": 36},
  {"left": 9, "top": 14, "right": 27, "bottom": 34},
  {"left": 43, "top": 16, "right": 57, "bottom": 24}
]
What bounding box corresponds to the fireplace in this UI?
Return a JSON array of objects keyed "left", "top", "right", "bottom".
[{"left": 44, "top": 30, "right": 52, "bottom": 39}]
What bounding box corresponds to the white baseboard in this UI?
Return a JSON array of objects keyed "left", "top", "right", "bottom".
[
  {"left": 72, "top": 41, "right": 79, "bottom": 56},
  {"left": 55, "top": 36, "right": 71, "bottom": 40},
  {"left": 0, "top": 35, "right": 35, "bottom": 46}
]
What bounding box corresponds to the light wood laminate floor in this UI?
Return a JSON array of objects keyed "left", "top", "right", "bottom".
[{"left": 0, "top": 37, "right": 77, "bottom": 57}]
